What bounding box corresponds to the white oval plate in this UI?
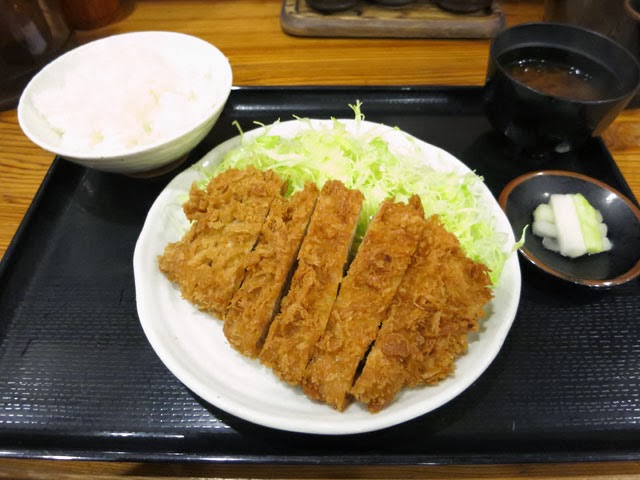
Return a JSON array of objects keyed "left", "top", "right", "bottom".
[{"left": 133, "top": 119, "right": 521, "bottom": 435}]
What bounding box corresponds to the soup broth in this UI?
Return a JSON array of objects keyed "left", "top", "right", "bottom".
[{"left": 500, "top": 46, "right": 623, "bottom": 101}]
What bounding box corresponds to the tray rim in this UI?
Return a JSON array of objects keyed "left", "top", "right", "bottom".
[{"left": 1, "top": 85, "right": 639, "bottom": 465}]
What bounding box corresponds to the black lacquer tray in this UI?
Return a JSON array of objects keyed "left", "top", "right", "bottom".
[{"left": 1, "top": 86, "right": 639, "bottom": 465}]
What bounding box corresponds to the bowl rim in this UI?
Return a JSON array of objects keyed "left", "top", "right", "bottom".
[
  {"left": 17, "top": 30, "right": 233, "bottom": 162},
  {"left": 498, "top": 169, "right": 640, "bottom": 288},
  {"left": 488, "top": 21, "right": 640, "bottom": 105}
]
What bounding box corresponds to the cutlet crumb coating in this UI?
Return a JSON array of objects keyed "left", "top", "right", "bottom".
[
  {"left": 416, "top": 332, "right": 469, "bottom": 385},
  {"left": 302, "top": 196, "right": 425, "bottom": 411},
  {"left": 350, "top": 215, "right": 493, "bottom": 412},
  {"left": 158, "top": 167, "right": 285, "bottom": 318},
  {"left": 159, "top": 164, "right": 499, "bottom": 414},
  {"left": 259, "top": 180, "right": 364, "bottom": 386},
  {"left": 224, "top": 182, "right": 320, "bottom": 358}
]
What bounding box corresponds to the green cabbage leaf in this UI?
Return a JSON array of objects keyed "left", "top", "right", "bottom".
[{"left": 199, "top": 103, "right": 510, "bottom": 286}]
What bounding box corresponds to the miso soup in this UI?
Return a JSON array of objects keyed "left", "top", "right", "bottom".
[{"left": 500, "top": 46, "right": 623, "bottom": 101}]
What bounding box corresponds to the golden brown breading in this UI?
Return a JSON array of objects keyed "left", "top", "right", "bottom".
[
  {"left": 302, "top": 196, "right": 425, "bottom": 411},
  {"left": 350, "top": 215, "right": 493, "bottom": 412},
  {"left": 158, "top": 167, "right": 285, "bottom": 318},
  {"left": 259, "top": 180, "right": 364, "bottom": 386},
  {"left": 415, "top": 332, "right": 469, "bottom": 385},
  {"left": 224, "top": 182, "right": 320, "bottom": 358},
  {"left": 159, "top": 164, "right": 497, "bottom": 414}
]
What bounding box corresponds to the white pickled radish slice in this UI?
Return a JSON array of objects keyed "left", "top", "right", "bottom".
[
  {"left": 532, "top": 220, "right": 557, "bottom": 239},
  {"left": 542, "top": 236, "right": 560, "bottom": 253},
  {"left": 533, "top": 203, "right": 555, "bottom": 223},
  {"left": 549, "top": 194, "right": 587, "bottom": 258},
  {"left": 599, "top": 222, "right": 608, "bottom": 238}
]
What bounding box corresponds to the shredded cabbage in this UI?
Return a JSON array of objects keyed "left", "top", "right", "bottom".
[{"left": 200, "top": 102, "right": 510, "bottom": 285}]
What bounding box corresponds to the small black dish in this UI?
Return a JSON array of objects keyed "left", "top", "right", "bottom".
[
  {"left": 435, "top": 0, "right": 492, "bottom": 13},
  {"left": 370, "top": 0, "right": 415, "bottom": 6},
  {"left": 499, "top": 170, "right": 640, "bottom": 288},
  {"left": 483, "top": 22, "right": 640, "bottom": 155},
  {"left": 305, "top": 0, "right": 357, "bottom": 13}
]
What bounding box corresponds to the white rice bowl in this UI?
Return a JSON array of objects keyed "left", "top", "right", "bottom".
[{"left": 18, "top": 31, "right": 232, "bottom": 175}]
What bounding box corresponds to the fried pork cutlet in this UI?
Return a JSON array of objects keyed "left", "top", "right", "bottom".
[
  {"left": 415, "top": 332, "right": 469, "bottom": 385},
  {"left": 158, "top": 167, "right": 285, "bottom": 318},
  {"left": 259, "top": 180, "right": 364, "bottom": 386},
  {"left": 224, "top": 182, "right": 320, "bottom": 358},
  {"left": 302, "top": 195, "right": 425, "bottom": 411},
  {"left": 350, "top": 215, "right": 493, "bottom": 412}
]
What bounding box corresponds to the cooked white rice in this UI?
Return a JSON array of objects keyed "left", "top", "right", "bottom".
[{"left": 32, "top": 38, "right": 217, "bottom": 155}]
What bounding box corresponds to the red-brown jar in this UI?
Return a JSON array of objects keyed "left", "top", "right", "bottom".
[{"left": 59, "top": 0, "right": 122, "bottom": 30}]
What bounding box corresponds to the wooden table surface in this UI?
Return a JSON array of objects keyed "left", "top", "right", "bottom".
[{"left": 1, "top": 0, "right": 640, "bottom": 478}]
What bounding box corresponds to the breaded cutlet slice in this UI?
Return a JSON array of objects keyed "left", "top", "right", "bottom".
[
  {"left": 302, "top": 195, "right": 425, "bottom": 411},
  {"left": 416, "top": 332, "right": 469, "bottom": 385},
  {"left": 350, "top": 215, "right": 493, "bottom": 412},
  {"left": 259, "top": 180, "right": 364, "bottom": 386},
  {"left": 408, "top": 246, "right": 492, "bottom": 387},
  {"left": 158, "top": 167, "right": 285, "bottom": 318},
  {"left": 224, "top": 182, "right": 320, "bottom": 358}
]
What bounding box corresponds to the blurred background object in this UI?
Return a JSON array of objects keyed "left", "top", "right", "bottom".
[
  {"left": 283, "top": 0, "right": 504, "bottom": 38},
  {"left": 58, "top": 0, "right": 123, "bottom": 30},
  {"left": 370, "top": 0, "right": 415, "bottom": 7},
  {"left": 543, "top": 0, "right": 640, "bottom": 66},
  {"left": 435, "top": 0, "right": 493, "bottom": 13},
  {"left": 0, "top": 0, "right": 72, "bottom": 111},
  {"left": 305, "top": 0, "right": 357, "bottom": 13}
]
